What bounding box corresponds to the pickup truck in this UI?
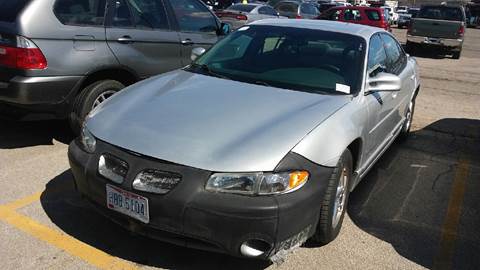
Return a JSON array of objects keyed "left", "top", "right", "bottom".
[{"left": 406, "top": 5, "right": 466, "bottom": 59}]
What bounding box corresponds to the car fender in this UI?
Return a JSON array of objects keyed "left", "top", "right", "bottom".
[{"left": 291, "top": 98, "right": 367, "bottom": 168}]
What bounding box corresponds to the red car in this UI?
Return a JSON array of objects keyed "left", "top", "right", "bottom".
[{"left": 318, "top": 6, "right": 391, "bottom": 31}]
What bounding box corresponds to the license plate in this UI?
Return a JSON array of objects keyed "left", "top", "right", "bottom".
[{"left": 106, "top": 184, "right": 149, "bottom": 223}]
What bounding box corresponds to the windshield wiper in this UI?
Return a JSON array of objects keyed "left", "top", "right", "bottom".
[{"left": 188, "top": 63, "right": 231, "bottom": 80}]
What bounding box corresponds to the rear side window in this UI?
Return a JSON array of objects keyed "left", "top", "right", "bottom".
[
  {"left": 365, "top": 9, "right": 381, "bottom": 21},
  {"left": 170, "top": 0, "right": 218, "bottom": 33},
  {"left": 343, "top": 9, "right": 361, "bottom": 21},
  {"left": 111, "top": 0, "right": 169, "bottom": 29},
  {"left": 54, "top": 0, "right": 106, "bottom": 26},
  {"left": 0, "top": 0, "right": 31, "bottom": 22}
]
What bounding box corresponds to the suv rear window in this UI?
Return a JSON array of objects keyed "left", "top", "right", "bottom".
[
  {"left": 0, "top": 0, "right": 31, "bottom": 22},
  {"left": 418, "top": 6, "right": 464, "bottom": 21},
  {"left": 54, "top": 0, "right": 106, "bottom": 26}
]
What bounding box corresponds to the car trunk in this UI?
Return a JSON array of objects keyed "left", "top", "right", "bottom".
[{"left": 411, "top": 18, "right": 463, "bottom": 39}]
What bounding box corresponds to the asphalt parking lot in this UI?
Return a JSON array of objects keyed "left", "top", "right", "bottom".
[{"left": 1, "top": 27, "right": 479, "bottom": 270}]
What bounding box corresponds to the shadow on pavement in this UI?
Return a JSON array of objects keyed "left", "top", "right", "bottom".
[
  {"left": 0, "top": 120, "right": 74, "bottom": 149},
  {"left": 348, "top": 118, "right": 480, "bottom": 269},
  {"left": 40, "top": 171, "right": 270, "bottom": 269}
]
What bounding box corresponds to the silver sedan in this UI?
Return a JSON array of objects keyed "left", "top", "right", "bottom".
[
  {"left": 216, "top": 3, "right": 285, "bottom": 30},
  {"left": 69, "top": 20, "right": 420, "bottom": 262}
]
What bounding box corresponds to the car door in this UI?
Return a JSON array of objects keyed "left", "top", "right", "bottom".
[
  {"left": 363, "top": 33, "right": 397, "bottom": 158},
  {"left": 167, "top": 0, "right": 220, "bottom": 66},
  {"left": 380, "top": 33, "right": 414, "bottom": 130},
  {"left": 105, "top": 0, "right": 182, "bottom": 79}
]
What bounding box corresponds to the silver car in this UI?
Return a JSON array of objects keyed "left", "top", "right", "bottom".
[
  {"left": 69, "top": 20, "right": 420, "bottom": 261},
  {"left": 216, "top": 3, "right": 284, "bottom": 30}
]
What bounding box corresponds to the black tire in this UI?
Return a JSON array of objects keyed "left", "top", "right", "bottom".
[
  {"left": 452, "top": 49, "right": 461, "bottom": 59},
  {"left": 69, "top": 80, "right": 124, "bottom": 134},
  {"left": 311, "top": 149, "right": 353, "bottom": 245},
  {"left": 399, "top": 96, "right": 416, "bottom": 140},
  {"left": 405, "top": 41, "right": 415, "bottom": 54}
]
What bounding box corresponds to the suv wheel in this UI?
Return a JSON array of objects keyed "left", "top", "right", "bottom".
[
  {"left": 69, "top": 80, "right": 125, "bottom": 134},
  {"left": 311, "top": 149, "right": 352, "bottom": 245}
]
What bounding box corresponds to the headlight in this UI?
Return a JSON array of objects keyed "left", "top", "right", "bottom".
[
  {"left": 98, "top": 154, "right": 128, "bottom": 184},
  {"left": 80, "top": 124, "right": 96, "bottom": 153},
  {"left": 205, "top": 171, "right": 309, "bottom": 195}
]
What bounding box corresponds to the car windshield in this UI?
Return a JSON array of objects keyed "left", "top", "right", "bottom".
[
  {"left": 187, "top": 25, "right": 366, "bottom": 95},
  {"left": 228, "top": 4, "right": 256, "bottom": 13},
  {"left": 418, "top": 6, "right": 464, "bottom": 21}
]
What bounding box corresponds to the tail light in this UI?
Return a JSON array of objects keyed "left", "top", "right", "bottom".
[
  {"left": 296, "top": 15, "right": 302, "bottom": 19},
  {"left": 236, "top": 14, "right": 248, "bottom": 20},
  {"left": 0, "top": 36, "right": 47, "bottom": 70},
  {"left": 458, "top": 25, "right": 465, "bottom": 37}
]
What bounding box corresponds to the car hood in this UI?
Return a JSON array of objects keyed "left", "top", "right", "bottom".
[{"left": 88, "top": 70, "right": 350, "bottom": 172}]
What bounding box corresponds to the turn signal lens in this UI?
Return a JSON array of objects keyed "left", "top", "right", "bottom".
[{"left": 289, "top": 171, "right": 309, "bottom": 189}]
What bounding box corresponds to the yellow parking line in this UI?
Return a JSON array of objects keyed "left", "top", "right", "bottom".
[
  {"left": 433, "top": 158, "right": 470, "bottom": 270},
  {"left": 0, "top": 195, "right": 139, "bottom": 270},
  {"left": 3, "top": 191, "right": 42, "bottom": 210}
]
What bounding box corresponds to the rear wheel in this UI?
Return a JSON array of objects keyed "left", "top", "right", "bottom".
[
  {"left": 69, "top": 80, "right": 124, "bottom": 134},
  {"left": 311, "top": 149, "right": 352, "bottom": 245},
  {"left": 399, "top": 97, "right": 415, "bottom": 140},
  {"left": 452, "top": 48, "right": 462, "bottom": 59}
]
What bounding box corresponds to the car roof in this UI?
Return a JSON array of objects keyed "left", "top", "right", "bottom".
[{"left": 250, "top": 19, "right": 383, "bottom": 39}]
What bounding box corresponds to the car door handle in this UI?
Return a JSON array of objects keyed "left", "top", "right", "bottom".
[
  {"left": 117, "top": 36, "right": 134, "bottom": 44},
  {"left": 181, "top": 39, "right": 194, "bottom": 46},
  {"left": 410, "top": 74, "right": 416, "bottom": 80}
]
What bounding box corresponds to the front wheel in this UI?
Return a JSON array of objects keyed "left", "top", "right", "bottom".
[
  {"left": 69, "top": 80, "right": 125, "bottom": 134},
  {"left": 310, "top": 149, "right": 352, "bottom": 245}
]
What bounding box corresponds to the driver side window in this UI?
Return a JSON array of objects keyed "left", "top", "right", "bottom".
[
  {"left": 169, "top": 0, "right": 217, "bottom": 33},
  {"left": 367, "top": 34, "right": 387, "bottom": 75}
]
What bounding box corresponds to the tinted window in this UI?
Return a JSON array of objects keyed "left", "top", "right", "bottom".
[
  {"left": 170, "top": 0, "right": 218, "bottom": 33},
  {"left": 365, "top": 9, "right": 380, "bottom": 21},
  {"left": 418, "top": 6, "right": 464, "bottom": 21},
  {"left": 367, "top": 34, "right": 387, "bottom": 72},
  {"left": 259, "top": 6, "right": 278, "bottom": 16},
  {"left": 344, "top": 9, "right": 361, "bottom": 21},
  {"left": 300, "top": 4, "right": 318, "bottom": 15},
  {"left": 54, "top": 0, "right": 106, "bottom": 26},
  {"left": 228, "top": 4, "right": 256, "bottom": 13},
  {"left": 381, "top": 34, "right": 406, "bottom": 75},
  {"left": 408, "top": 9, "right": 419, "bottom": 17},
  {"left": 277, "top": 3, "right": 298, "bottom": 13},
  {"left": 190, "top": 25, "right": 366, "bottom": 94},
  {"left": 112, "top": 0, "right": 169, "bottom": 29},
  {"left": 321, "top": 8, "right": 341, "bottom": 20},
  {"left": 0, "top": 0, "right": 31, "bottom": 22}
]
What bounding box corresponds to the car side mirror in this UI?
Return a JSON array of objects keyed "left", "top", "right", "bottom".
[
  {"left": 365, "top": 72, "right": 401, "bottom": 94},
  {"left": 191, "top": 47, "right": 206, "bottom": 62},
  {"left": 218, "top": 22, "right": 231, "bottom": 36}
]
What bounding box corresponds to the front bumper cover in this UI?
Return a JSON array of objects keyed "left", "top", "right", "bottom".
[{"left": 68, "top": 139, "right": 334, "bottom": 259}]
